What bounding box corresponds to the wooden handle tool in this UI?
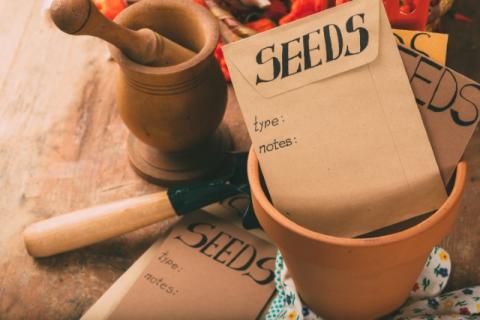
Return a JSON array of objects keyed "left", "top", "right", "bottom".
[
  {"left": 24, "top": 154, "right": 249, "bottom": 258},
  {"left": 23, "top": 192, "right": 176, "bottom": 257},
  {"left": 50, "top": 0, "right": 196, "bottom": 66}
]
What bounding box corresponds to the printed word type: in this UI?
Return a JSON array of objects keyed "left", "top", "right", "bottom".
[{"left": 254, "top": 115, "right": 285, "bottom": 133}]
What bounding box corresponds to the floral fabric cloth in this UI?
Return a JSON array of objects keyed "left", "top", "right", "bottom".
[{"left": 266, "top": 247, "right": 480, "bottom": 320}]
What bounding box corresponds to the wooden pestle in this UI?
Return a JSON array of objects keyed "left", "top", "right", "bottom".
[{"left": 50, "top": 0, "right": 196, "bottom": 66}]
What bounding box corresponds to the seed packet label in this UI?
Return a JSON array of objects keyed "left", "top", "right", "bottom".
[
  {"left": 399, "top": 44, "right": 480, "bottom": 184},
  {"left": 107, "top": 211, "right": 276, "bottom": 319},
  {"left": 223, "top": 0, "right": 447, "bottom": 237},
  {"left": 393, "top": 29, "right": 448, "bottom": 65}
]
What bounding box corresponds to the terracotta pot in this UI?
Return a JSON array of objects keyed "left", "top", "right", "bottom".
[
  {"left": 110, "top": 0, "right": 229, "bottom": 185},
  {"left": 248, "top": 149, "right": 467, "bottom": 319}
]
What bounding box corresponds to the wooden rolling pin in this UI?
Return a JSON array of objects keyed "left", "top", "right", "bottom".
[
  {"left": 50, "top": 0, "right": 195, "bottom": 66},
  {"left": 23, "top": 192, "right": 177, "bottom": 257}
]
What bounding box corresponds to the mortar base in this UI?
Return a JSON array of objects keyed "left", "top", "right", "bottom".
[{"left": 127, "top": 126, "right": 231, "bottom": 186}]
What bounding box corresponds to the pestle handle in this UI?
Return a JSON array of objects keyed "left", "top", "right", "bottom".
[
  {"left": 23, "top": 191, "right": 177, "bottom": 257},
  {"left": 50, "top": 0, "right": 195, "bottom": 66}
]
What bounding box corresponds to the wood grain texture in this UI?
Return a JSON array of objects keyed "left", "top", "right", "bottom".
[
  {"left": 50, "top": 0, "right": 196, "bottom": 66},
  {"left": 24, "top": 191, "right": 176, "bottom": 258},
  {"left": 0, "top": 2, "right": 247, "bottom": 318},
  {"left": 0, "top": 1, "right": 477, "bottom": 319}
]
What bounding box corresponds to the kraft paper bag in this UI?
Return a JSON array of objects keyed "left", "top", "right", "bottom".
[
  {"left": 399, "top": 44, "right": 480, "bottom": 185},
  {"left": 80, "top": 199, "right": 274, "bottom": 320},
  {"left": 107, "top": 211, "right": 276, "bottom": 319},
  {"left": 223, "top": 0, "right": 447, "bottom": 237}
]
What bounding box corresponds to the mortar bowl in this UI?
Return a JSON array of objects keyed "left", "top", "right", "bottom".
[
  {"left": 109, "top": 0, "right": 229, "bottom": 185},
  {"left": 247, "top": 149, "right": 467, "bottom": 319}
]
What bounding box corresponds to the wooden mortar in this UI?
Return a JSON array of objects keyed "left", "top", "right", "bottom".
[{"left": 110, "top": 0, "right": 230, "bottom": 185}]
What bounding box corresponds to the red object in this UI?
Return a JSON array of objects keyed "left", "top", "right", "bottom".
[
  {"left": 188, "top": 0, "right": 231, "bottom": 81},
  {"left": 383, "top": 0, "right": 431, "bottom": 31},
  {"left": 459, "top": 307, "right": 471, "bottom": 315},
  {"left": 453, "top": 12, "right": 473, "bottom": 23},
  {"left": 246, "top": 18, "right": 276, "bottom": 32},
  {"left": 192, "top": 0, "right": 208, "bottom": 6},
  {"left": 264, "top": 0, "right": 288, "bottom": 20},
  {"left": 276, "top": 0, "right": 430, "bottom": 30},
  {"left": 94, "top": 0, "right": 126, "bottom": 20},
  {"left": 279, "top": 0, "right": 329, "bottom": 24},
  {"left": 215, "top": 43, "right": 231, "bottom": 82}
]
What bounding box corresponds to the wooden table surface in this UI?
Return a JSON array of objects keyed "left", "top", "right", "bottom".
[{"left": 0, "top": 1, "right": 479, "bottom": 319}]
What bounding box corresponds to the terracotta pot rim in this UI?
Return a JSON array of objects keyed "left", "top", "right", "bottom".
[
  {"left": 111, "top": 0, "right": 218, "bottom": 75},
  {"left": 247, "top": 148, "right": 467, "bottom": 247}
]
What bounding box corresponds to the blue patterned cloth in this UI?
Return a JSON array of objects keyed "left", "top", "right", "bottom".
[{"left": 267, "top": 247, "right": 480, "bottom": 319}]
